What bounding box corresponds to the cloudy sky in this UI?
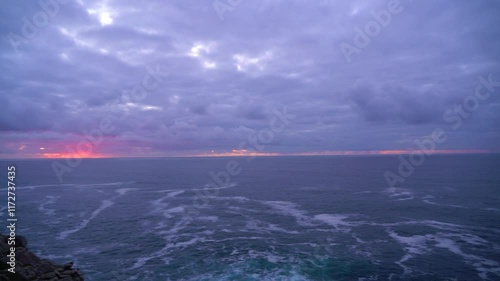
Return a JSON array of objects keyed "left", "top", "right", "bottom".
[{"left": 1, "top": 0, "right": 499, "bottom": 158}]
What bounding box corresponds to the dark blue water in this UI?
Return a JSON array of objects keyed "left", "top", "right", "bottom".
[{"left": 1, "top": 155, "right": 499, "bottom": 280}]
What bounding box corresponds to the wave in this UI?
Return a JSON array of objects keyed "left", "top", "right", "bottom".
[
  {"left": 192, "top": 182, "right": 239, "bottom": 191},
  {"left": 388, "top": 229, "right": 500, "bottom": 279},
  {"left": 0, "top": 206, "right": 7, "bottom": 216},
  {"left": 422, "top": 195, "right": 468, "bottom": 209},
  {"left": 58, "top": 200, "right": 115, "bottom": 240},
  {"left": 18, "top": 181, "right": 136, "bottom": 190},
  {"left": 18, "top": 183, "right": 75, "bottom": 190},
  {"left": 150, "top": 190, "right": 186, "bottom": 216},
  {"left": 115, "top": 188, "right": 138, "bottom": 196},
  {"left": 314, "top": 214, "right": 353, "bottom": 229},
  {"left": 483, "top": 208, "right": 500, "bottom": 212},
  {"left": 244, "top": 219, "right": 299, "bottom": 235},
  {"left": 38, "top": 196, "right": 60, "bottom": 216},
  {"left": 263, "top": 200, "right": 315, "bottom": 227},
  {"left": 387, "top": 230, "right": 430, "bottom": 274},
  {"left": 131, "top": 236, "right": 205, "bottom": 269},
  {"left": 384, "top": 187, "right": 414, "bottom": 201}
]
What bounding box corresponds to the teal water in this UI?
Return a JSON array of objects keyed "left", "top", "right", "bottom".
[{"left": 1, "top": 155, "right": 499, "bottom": 280}]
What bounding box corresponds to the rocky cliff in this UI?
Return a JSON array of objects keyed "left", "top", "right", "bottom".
[{"left": 0, "top": 234, "right": 84, "bottom": 281}]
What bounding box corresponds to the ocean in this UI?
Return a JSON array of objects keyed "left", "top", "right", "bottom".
[{"left": 1, "top": 155, "right": 499, "bottom": 280}]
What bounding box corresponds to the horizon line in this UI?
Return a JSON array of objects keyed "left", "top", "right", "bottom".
[{"left": 0, "top": 149, "right": 495, "bottom": 160}]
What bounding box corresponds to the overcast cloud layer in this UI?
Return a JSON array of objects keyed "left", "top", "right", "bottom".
[{"left": 1, "top": 0, "right": 500, "bottom": 158}]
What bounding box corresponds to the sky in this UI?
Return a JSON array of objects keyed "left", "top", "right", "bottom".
[{"left": 1, "top": 0, "right": 499, "bottom": 158}]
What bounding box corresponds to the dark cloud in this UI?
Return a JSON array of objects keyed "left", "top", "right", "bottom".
[{"left": 349, "top": 80, "right": 446, "bottom": 125}]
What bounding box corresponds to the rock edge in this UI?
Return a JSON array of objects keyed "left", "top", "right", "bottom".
[{"left": 0, "top": 233, "right": 84, "bottom": 281}]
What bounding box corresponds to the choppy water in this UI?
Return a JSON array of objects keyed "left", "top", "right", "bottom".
[{"left": 1, "top": 155, "right": 499, "bottom": 280}]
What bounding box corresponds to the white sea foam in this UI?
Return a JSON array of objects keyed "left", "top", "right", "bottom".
[
  {"left": 412, "top": 220, "right": 500, "bottom": 234},
  {"left": 388, "top": 229, "right": 500, "bottom": 279},
  {"left": 352, "top": 233, "right": 366, "bottom": 244},
  {"left": 132, "top": 236, "right": 205, "bottom": 269},
  {"left": 433, "top": 236, "right": 500, "bottom": 279},
  {"left": 0, "top": 206, "right": 7, "bottom": 216},
  {"left": 83, "top": 181, "right": 135, "bottom": 187},
  {"left": 314, "top": 214, "right": 352, "bottom": 229},
  {"left": 151, "top": 197, "right": 168, "bottom": 212},
  {"left": 388, "top": 231, "right": 430, "bottom": 256},
  {"left": 198, "top": 216, "right": 218, "bottom": 222},
  {"left": 19, "top": 181, "right": 135, "bottom": 190},
  {"left": 18, "top": 184, "right": 74, "bottom": 190},
  {"left": 156, "top": 215, "right": 194, "bottom": 236},
  {"left": 354, "top": 191, "right": 375, "bottom": 194},
  {"left": 115, "top": 188, "right": 138, "bottom": 196},
  {"left": 150, "top": 191, "right": 185, "bottom": 215},
  {"left": 152, "top": 189, "right": 186, "bottom": 195},
  {"left": 249, "top": 200, "right": 358, "bottom": 231},
  {"left": 244, "top": 220, "right": 299, "bottom": 234},
  {"left": 160, "top": 206, "right": 185, "bottom": 219},
  {"left": 387, "top": 230, "right": 431, "bottom": 274},
  {"left": 58, "top": 200, "right": 114, "bottom": 239},
  {"left": 208, "top": 195, "right": 252, "bottom": 202},
  {"left": 483, "top": 207, "right": 500, "bottom": 212},
  {"left": 266, "top": 223, "right": 299, "bottom": 234},
  {"left": 246, "top": 250, "right": 285, "bottom": 263},
  {"left": 38, "top": 196, "right": 60, "bottom": 216},
  {"left": 384, "top": 187, "right": 414, "bottom": 201},
  {"left": 422, "top": 195, "right": 467, "bottom": 209},
  {"left": 152, "top": 189, "right": 175, "bottom": 193},
  {"left": 203, "top": 236, "right": 276, "bottom": 243},
  {"left": 372, "top": 219, "right": 495, "bottom": 233},
  {"left": 166, "top": 190, "right": 185, "bottom": 197},
  {"left": 264, "top": 200, "right": 315, "bottom": 226}
]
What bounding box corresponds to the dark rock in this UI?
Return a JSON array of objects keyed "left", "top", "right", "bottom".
[
  {"left": 15, "top": 236, "right": 28, "bottom": 248},
  {"left": 16, "top": 251, "right": 41, "bottom": 267},
  {"left": 62, "top": 262, "right": 73, "bottom": 270},
  {"left": 42, "top": 272, "right": 57, "bottom": 279},
  {"left": 0, "top": 233, "right": 85, "bottom": 281},
  {"left": 61, "top": 269, "right": 74, "bottom": 276},
  {"left": 39, "top": 260, "right": 57, "bottom": 273}
]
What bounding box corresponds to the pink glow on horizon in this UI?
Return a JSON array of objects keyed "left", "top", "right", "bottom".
[
  {"left": 0, "top": 137, "right": 119, "bottom": 159},
  {"left": 284, "top": 149, "right": 490, "bottom": 156},
  {"left": 194, "top": 149, "right": 280, "bottom": 157},
  {"left": 41, "top": 152, "right": 109, "bottom": 159},
  {"left": 0, "top": 147, "right": 492, "bottom": 159},
  {"left": 189, "top": 149, "right": 491, "bottom": 158}
]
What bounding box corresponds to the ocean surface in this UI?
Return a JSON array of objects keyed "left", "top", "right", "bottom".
[{"left": 1, "top": 155, "right": 499, "bottom": 280}]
